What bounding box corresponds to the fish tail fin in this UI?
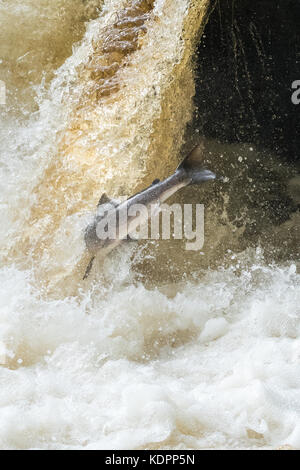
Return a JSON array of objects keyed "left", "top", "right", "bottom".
[
  {"left": 177, "top": 143, "right": 216, "bottom": 184},
  {"left": 83, "top": 256, "right": 95, "bottom": 280}
]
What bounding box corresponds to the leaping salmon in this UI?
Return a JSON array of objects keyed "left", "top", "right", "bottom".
[{"left": 83, "top": 144, "right": 216, "bottom": 279}]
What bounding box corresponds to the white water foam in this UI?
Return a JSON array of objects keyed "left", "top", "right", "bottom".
[{"left": 0, "top": 255, "right": 299, "bottom": 449}]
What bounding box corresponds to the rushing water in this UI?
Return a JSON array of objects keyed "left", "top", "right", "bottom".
[{"left": 0, "top": 0, "right": 299, "bottom": 450}]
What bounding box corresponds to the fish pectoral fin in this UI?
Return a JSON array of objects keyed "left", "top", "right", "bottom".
[
  {"left": 125, "top": 234, "right": 138, "bottom": 242},
  {"left": 97, "top": 193, "right": 120, "bottom": 208},
  {"left": 83, "top": 256, "right": 95, "bottom": 280},
  {"left": 121, "top": 232, "right": 139, "bottom": 242}
]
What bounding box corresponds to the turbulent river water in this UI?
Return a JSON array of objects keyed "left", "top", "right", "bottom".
[{"left": 0, "top": 0, "right": 299, "bottom": 450}]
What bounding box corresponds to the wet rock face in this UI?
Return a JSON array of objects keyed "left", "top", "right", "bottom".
[{"left": 194, "top": 0, "right": 300, "bottom": 163}]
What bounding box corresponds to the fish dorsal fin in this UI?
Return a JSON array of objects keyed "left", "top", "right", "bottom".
[
  {"left": 97, "top": 193, "right": 120, "bottom": 208},
  {"left": 151, "top": 178, "right": 160, "bottom": 185}
]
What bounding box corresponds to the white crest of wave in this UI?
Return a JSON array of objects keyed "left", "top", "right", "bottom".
[{"left": 0, "top": 255, "right": 299, "bottom": 449}]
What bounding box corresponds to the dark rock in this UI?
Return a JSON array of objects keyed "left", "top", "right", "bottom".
[{"left": 193, "top": 0, "right": 300, "bottom": 163}]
